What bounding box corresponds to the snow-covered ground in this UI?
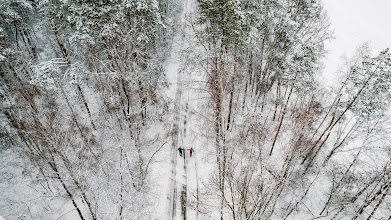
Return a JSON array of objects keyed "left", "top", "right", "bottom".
[{"left": 151, "top": 0, "right": 216, "bottom": 219}]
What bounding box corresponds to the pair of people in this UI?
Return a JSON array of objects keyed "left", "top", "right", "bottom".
[{"left": 178, "top": 147, "right": 194, "bottom": 157}]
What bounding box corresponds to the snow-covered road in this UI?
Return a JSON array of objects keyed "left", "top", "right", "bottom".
[{"left": 164, "top": 0, "right": 203, "bottom": 219}]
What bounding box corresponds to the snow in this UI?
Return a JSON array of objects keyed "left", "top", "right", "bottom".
[
  {"left": 150, "top": 0, "right": 217, "bottom": 219},
  {"left": 322, "top": 0, "right": 391, "bottom": 87},
  {"left": 0, "top": 148, "right": 79, "bottom": 220},
  {"left": 2, "top": 0, "right": 391, "bottom": 219}
]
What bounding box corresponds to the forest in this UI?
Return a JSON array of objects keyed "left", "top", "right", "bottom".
[{"left": 1, "top": 0, "right": 391, "bottom": 219}]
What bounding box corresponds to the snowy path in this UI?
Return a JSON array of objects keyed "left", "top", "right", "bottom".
[
  {"left": 165, "top": 0, "right": 188, "bottom": 219},
  {"left": 164, "top": 0, "right": 202, "bottom": 219}
]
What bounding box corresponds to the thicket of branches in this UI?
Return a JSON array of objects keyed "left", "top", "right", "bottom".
[
  {"left": 1, "top": 0, "right": 181, "bottom": 219},
  {"left": 191, "top": 0, "right": 391, "bottom": 219},
  {"left": 1, "top": 0, "right": 391, "bottom": 219}
]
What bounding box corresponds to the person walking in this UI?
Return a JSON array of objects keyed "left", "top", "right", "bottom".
[{"left": 178, "top": 147, "right": 183, "bottom": 157}]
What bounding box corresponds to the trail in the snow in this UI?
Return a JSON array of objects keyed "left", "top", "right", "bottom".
[
  {"left": 181, "top": 102, "right": 189, "bottom": 220},
  {"left": 167, "top": 0, "right": 187, "bottom": 219},
  {"left": 166, "top": 0, "right": 203, "bottom": 219},
  {"left": 167, "top": 33, "right": 182, "bottom": 220}
]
